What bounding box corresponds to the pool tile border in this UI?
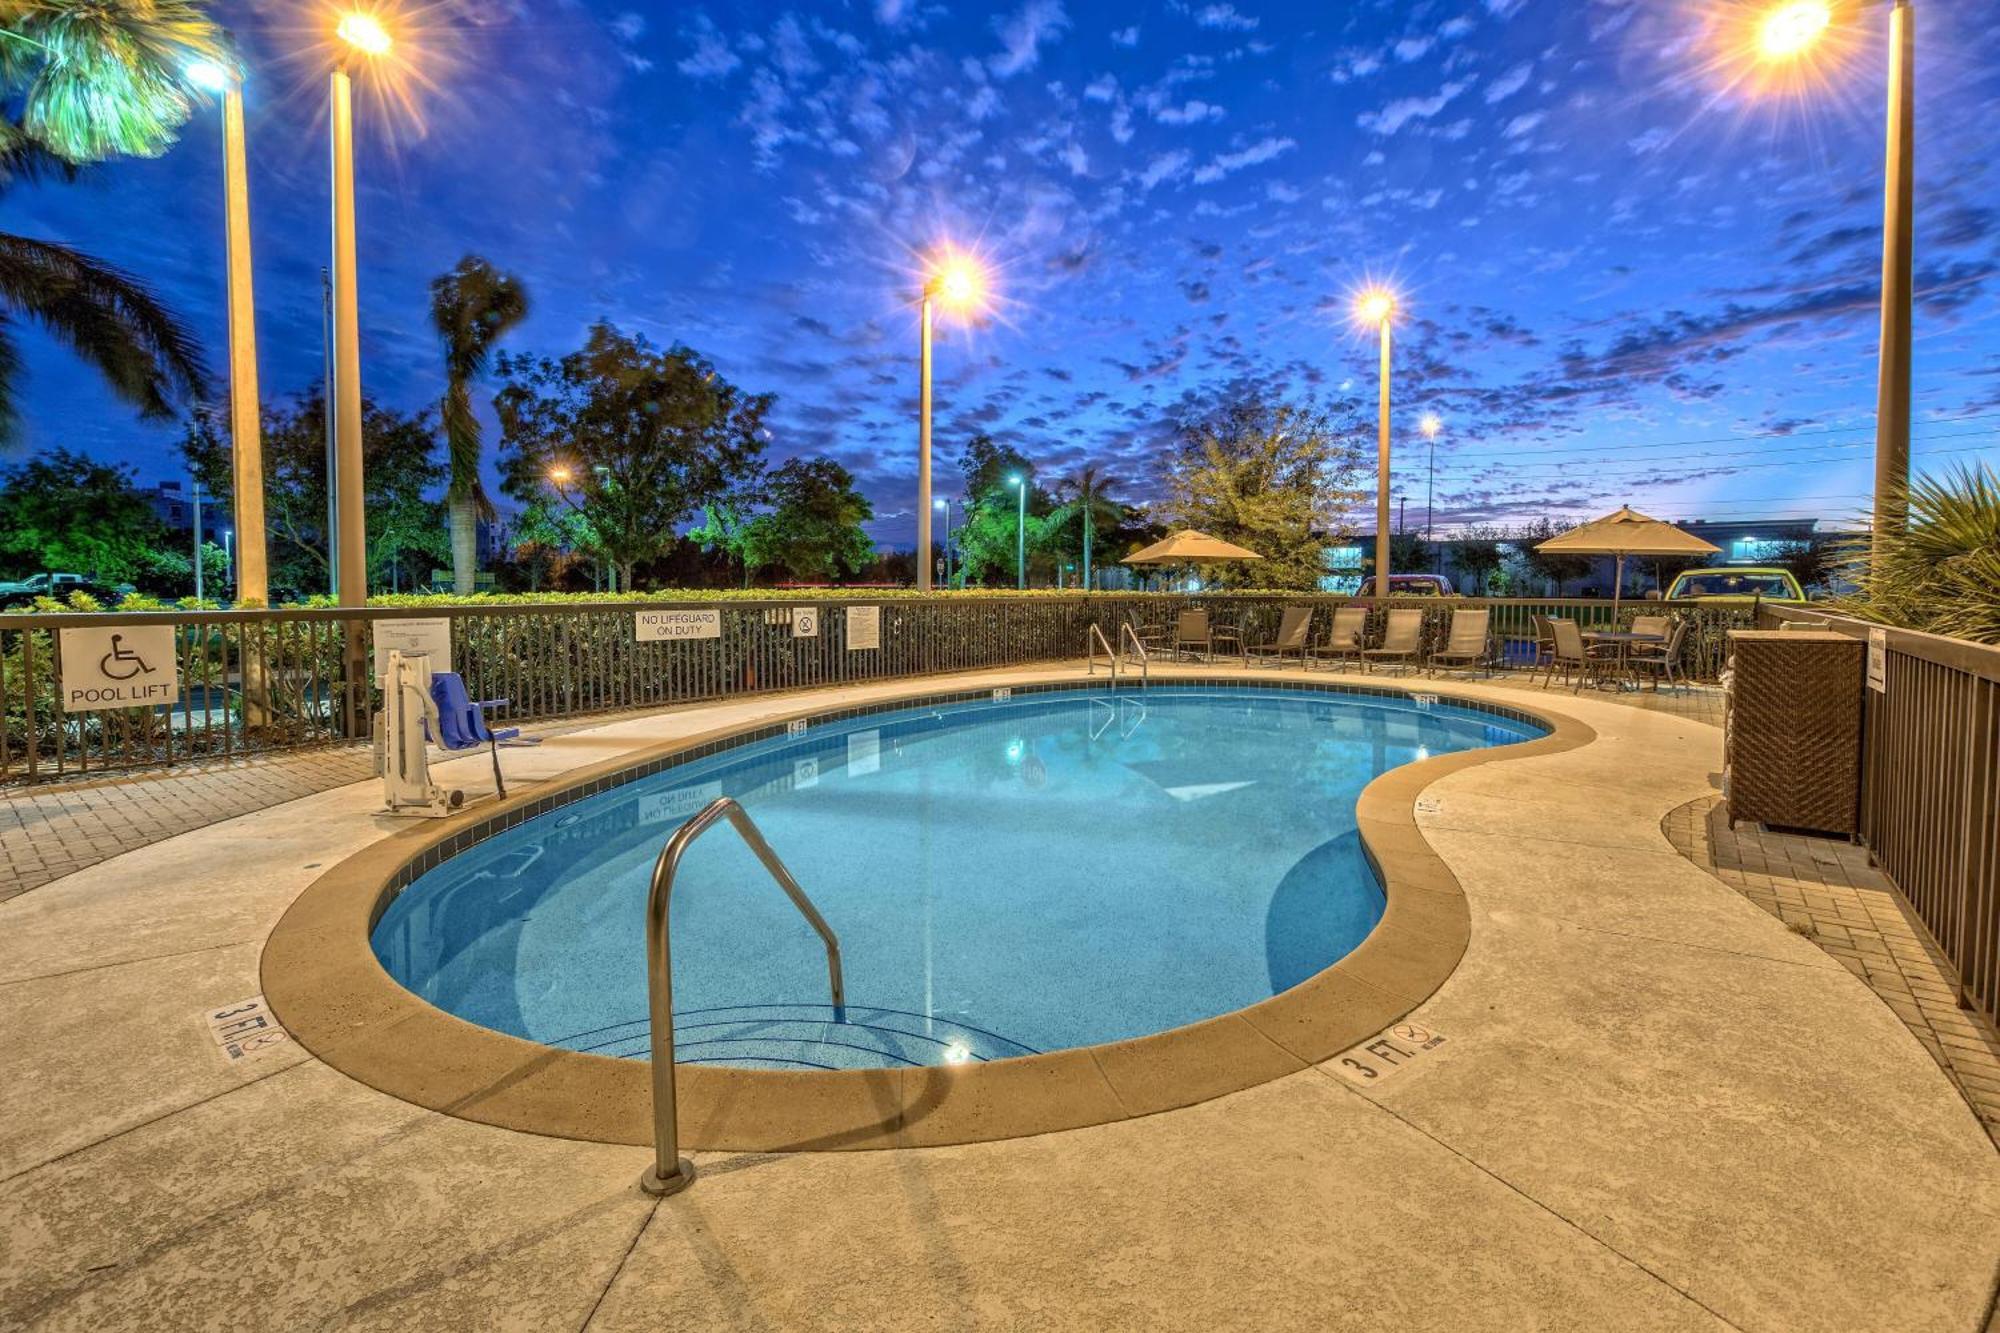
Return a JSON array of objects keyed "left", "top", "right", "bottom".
[{"left": 262, "top": 672, "right": 1593, "bottom": 1152}]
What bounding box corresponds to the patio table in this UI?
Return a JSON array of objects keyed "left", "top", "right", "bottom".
[{"left": 1582, "top": 630, "right": 1664, "bottom": 692}]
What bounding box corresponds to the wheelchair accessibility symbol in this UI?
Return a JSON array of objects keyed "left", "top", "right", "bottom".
[
  {"left": 99, "top": 633, "right": 159, "bottom": 681},
  {"left": 57, "top": 625, "right": 180, "bottom": 713}
]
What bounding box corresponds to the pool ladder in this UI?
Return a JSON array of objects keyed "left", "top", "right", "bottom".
[
  {"left": 1086, "top": 622, "right": 1150, "bottom": 689},
  {"left": 640, "top": 796, "right": 845, "bottom": 1197}
]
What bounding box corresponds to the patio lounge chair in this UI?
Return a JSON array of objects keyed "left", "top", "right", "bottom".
[
  {"left": 1630, "top": 616, "right": 1690, "bottom": 693},
  {"left": 1363, "top": 608, "right": 1424, "bottom": 674},
  {"left": 1545, "top": 619, "right": 1619, "bottom": 693},
  {"left": 1249, "top": 606, "right": 1314, "bottom": 666},
  {"left": 1528, "top": 613, "right": 1557, "bottom": 685},
  {"left": 1426, "top": 609, "right": 1492, "bottom": 678},
  {"left": 1173, "top": 609, "right": 1215, "bottom": 662},
  {"left": 430, "top": 671, "right": 539, "bottom": 798},
  {"left": 1629, "top": 613, "right": 1670, "bottom": 641},
  {"left": 1310, "top": 607, "right": 1369, "bottom": 671}
]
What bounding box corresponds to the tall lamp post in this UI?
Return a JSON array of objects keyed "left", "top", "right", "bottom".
[
  {"left": 1355, "top": 288, "right": 1398, "bottom": 593},
  {"left": 1419, "top": 412, "right": 1442, "bottom": 572},
  {"left": 329, "top": 13, "right": 389, "bottom": 734},
  {"left": 933, "top": 497, "right": 954, "bottom": 587},
  {"left": 186, "top": 57, "right": 269, "bottom": 605},
  {"left": 1743, "top": 0, "right": 1913, "bottom": 561},
  {"left": 1007, "top": 474, "right": 1026, "bottom": 590},
  {"left": 915, "top": 249, "right": 987, "bottom": 592}
]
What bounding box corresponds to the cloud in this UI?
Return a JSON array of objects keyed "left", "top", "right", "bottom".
[
  {"left": 1059, "top": 140, "right": 1089, "bottom": 176},
  {"left": 1191, "top": 135, "right": 1296, "bottom": 183},
  {"left": 1485, "top": 0, "right": 1526, "bottom": 16},
  {"left": 1394, "top": 36, "right": 1434, "bottom": 61},
  {"left": 1139, "top": 150, "right": 1192, "bottom": 190},
  {"left": 1155, "top": 99, "right": 1226, "bottom": 125},
  {"left": 1357, "top": 80, "right": 1470, "bottom": 135},
  {"left": 1266, "top": 180, "right": 1302, "bottom": 203},
  {"left": 1194, "top": 4, "right": 1259, "bottom": 31},
  {"left": 1111, "top": 25, "right": 1139, "bottom": 46},
  {"left": 1503, "top": 111, "right": 1544, "bottom": 139},
  {"left": 770, "top": 14, "right": 819, "bottom": 79},
  {"left": 1440, "top": 16, "right": 1476, "bottom": 39},
  {"left": 990, "top": 0, "right": 1071, "bottom": 78},
  {"left": 1083, "top": 73, "right": 1118, "bottom": 102},
  {"left": 1484, "top": 62, "right": 1532, "bottom": 102},
  {"left": 676, "top": 13, "right": 740, "bottom": 79}
]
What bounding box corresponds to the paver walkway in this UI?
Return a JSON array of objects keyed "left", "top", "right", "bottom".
[{"left": 1666, "top": 795, "right": 2000, "bottom": 1147}]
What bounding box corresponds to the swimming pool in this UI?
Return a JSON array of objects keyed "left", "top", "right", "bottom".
[{"left": 372, "top": 685, "right": 1544, "bottom": 1071}]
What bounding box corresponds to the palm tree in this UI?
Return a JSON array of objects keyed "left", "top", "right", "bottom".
[
  {"left": 429, "top": 257, "right": 529, "bottom": 595},
  {"left": 1, "top": 0, "right": 220, "bottom": 447},
  {"left": 1051, "top": 464, "right": 1124, "bottom": 590},
  {"left": 1841, "top": 464, "right": 2000, "bottom": 645}
]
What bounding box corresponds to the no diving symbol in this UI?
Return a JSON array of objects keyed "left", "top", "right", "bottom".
[{"left": 99, "top": 633, "right": 159, "bottom": 681}]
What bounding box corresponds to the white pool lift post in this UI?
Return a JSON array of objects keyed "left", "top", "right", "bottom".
[{"left": 379, "top": 648, "right": 464, "bottom": 817}]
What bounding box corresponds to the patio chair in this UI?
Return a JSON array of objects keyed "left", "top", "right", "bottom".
[
  {"left": 1630, "top": 616, "right": 1690, "bottom": 694},
  {"left": 1629, "top": 613, "right": 1670, "bottom": 641},
  {"left": 1362, "top": 608, "right": 1425, "bottom": 674},
  {"left": 1173, "top": 609, "right": 1214, "bottom": 662},
  {"left": 1309, "top": 607, "right": 1369, "bottom": 672},
  {"left": 1545, "top": 619, "right": 1620, "bottom": 694},
  {"left": 1527, "top": 613, "right": 1557, "bottom": 686},
  {"left": 1426, "top": 609, "right": 1493, "bottom": 678},
  {"left": 1249, "top": 606, "right": 1314, "bottom": 666},
  {"left": 429, "top": 671, "right": 540, "bottom": 798}
]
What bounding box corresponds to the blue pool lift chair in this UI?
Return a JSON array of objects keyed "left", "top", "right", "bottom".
[{"left": 428, "top": 671, "right": 539, "bottom": 798}]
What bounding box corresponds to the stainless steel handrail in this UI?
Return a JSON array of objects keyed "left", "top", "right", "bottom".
[
  {"left": 1120, "top": 622, "right": 1150, "bottom": 689},
  {"left": 640, "top": 795, "right": 844, "bottom": 1197},
  {"left": 1086, "top": 623, "right": 1119, "bottom": 683}
]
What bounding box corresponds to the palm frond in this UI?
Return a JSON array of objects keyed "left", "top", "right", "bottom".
[
  {"left": 430, "top": 256, "right": 529, "bottom": 508},
  {"left": 1840, "top": 464, "right": 2000, "bottom": 644},
  {"left": 10, "top": 0, "right": 227, "bottom": 163},
  {"left": 0, "top": 315, "right": 21, "bottom": 445},
  {"left": 0, "top": 231, "right": 210, "bottom": 442}
]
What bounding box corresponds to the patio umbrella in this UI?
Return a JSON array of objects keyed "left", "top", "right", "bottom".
[
  {"left": 1123, "top": 529, "right": 1263, "bottom": 591},
  {"left": 1534, "top": 506, "right": 1718, "bottom": 617}
]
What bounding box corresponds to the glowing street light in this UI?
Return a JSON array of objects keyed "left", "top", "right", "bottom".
[
  {"left": 186, "top": 56, "right": 269, "bottom": 606},
  {"left": 933, "top": 496, "right": 955, "bottom": 587},
  {"left": 1354, "top": 287, "right": 1398, "bottom": 594},
  {"left": 1007, "top": 474, "right": 1027, "bottom": 590},
  {"left": 1419, "top": 412, "right": 1442, "bottom": 546},
  {"left": 1737, "top": 0, "right": 1912, "bottom": 561},
  {"left": 336, "top": 12, "right": 394, "bottom": 56},
  {"left": 916, "top": 246, "right": 989, "bottom": 593}
]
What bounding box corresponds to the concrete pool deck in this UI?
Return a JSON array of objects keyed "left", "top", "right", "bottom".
[{"left": 2, "top": 664, "right": 1996, "bottom": 1331}]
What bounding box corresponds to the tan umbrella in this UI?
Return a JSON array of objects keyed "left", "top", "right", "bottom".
[
  {"left": 1535, "top": 506, "right": 1719, "bottom": 616},
  {"left": 1122, "top": 530, "right": 1264, "bottom": 565}
]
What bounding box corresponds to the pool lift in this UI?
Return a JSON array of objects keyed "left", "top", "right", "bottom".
[{"left": 379, "top": 648, "right": 465, "bottom": 817}]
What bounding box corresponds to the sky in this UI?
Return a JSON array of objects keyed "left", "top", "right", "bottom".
[{"left": 9, "top": 0, "right": 2000, "bottom": 551}]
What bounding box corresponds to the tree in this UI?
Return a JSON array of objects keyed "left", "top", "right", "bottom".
[
  {"left": 736, "top": 457, "right": 876, "bottom": 582},
  {"left": 1841, "top": 465, "right": 2000, "bottom": 644},
  {"left": 1517, "top": 518, "right": 1593, "bottom": 594},
  {"left": 954, "top": 435, "right": 1048, "bottom": 586},
  {"left": 1158, "top": 399, "right": 1366, "bottom": 589},
  {"left": 495, "top": 323, "right": 769, "bottom": 590},
  {"left": 1048, "top": 465, "right": 1126, "bottom": 590},
  {"left": 183, "top": 392, "right": 446, "bottom": 594},
  {"left": 1775, "top": 535, "right": 1839, "bottom": 596},
  {"left": 429, "top": 256, "right": 528, "bottom": 595},
  {"left": 0, "top": 0, "right": 217, "bottom": 446},
  {"left": 689, "top": 497, "right": 758, "bottom": 588},
  {"left": 1388, "top": 531, "right": 1431, "bottom": 577},
  {"left": 1451, "top": 525, "right": 1506, "bottom": 594},
  {"left": 0, "top": 448, "right": 166, "bottom": 582}
]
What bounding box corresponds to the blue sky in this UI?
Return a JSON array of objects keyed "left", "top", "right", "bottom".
[{"left": 9, "top": 0, "right": 2000, "bottom": 550}]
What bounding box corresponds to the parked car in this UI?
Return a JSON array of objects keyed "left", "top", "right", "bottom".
[
  {"left": 1664, "top": 566, "right": 1806, "bottom": 603},
  {"left": 1355, "top": 574, "right": 1453, "bottom": 597},
  {"left": 0, "top": 573, "right": 132, "bottom": 609}
]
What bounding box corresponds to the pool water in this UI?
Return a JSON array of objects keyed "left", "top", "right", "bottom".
[{"left": 372, "top": 687, "right": 1542, "bottom": 1070}]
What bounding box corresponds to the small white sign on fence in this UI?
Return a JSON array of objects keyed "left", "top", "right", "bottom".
[
  {"left": 635, "top": 609, "right": 721, "bottom": 642},
  {"left": 793, "top": 607, "right": 821, "bottom": 638},
  {"left": 57, "top": 625, "right": 180, "bottom": 713},
  {"left": 372, "top": 617, "right": 452, "bottom": 676},
  {"left": 847, "top": 605, "right": 881, "bottom": 651},
  {"left": 1867, "top": 627, "right": 1887, "bottom": 694}
]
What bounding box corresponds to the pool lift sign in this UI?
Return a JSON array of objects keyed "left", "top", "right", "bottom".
[{"left": 57, "top": 626, "right": 179, "bottom": 712}]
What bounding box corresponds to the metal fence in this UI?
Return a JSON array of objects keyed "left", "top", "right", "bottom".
[
  {"left": 1761, "top": 605, "right": 2000, "bottom": 1031},
  {"left": 1, "top": 594, "right": 1747, "bottom": 786}
]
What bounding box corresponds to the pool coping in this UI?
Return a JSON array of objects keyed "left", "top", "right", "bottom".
[{"left": 261, "top": 672, "right": 1594, "bottom": 1152}]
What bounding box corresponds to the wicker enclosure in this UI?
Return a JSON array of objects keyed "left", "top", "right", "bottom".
[{"left": 1725, "top": 630, "right": 1865, "bottom": 836}]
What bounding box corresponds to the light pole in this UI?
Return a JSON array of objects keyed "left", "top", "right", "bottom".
[
  {"left": 1419, "top": 412, "right": 1442, "bottom": 573},
  {"left": 186, "top": 58, "right": 269, "bottom": 606},
  {"left": 1355, "top": 288, "right": 1397, "bottom": 593},
  {"left": 916, "top": 249, "right": 987, "bottom": 592},
  {"left": 330, "top": 12, "right": 388, "bottom": 733},
  {"left": 191, "top": 480, "right": 205, "bottom": 602},
  {"left": 1007, "top": 474, "right": 1026, "bottom": 590},
  {"left": 223, "top": 529, "right": 235, "bottom": 595},
  {"left": 1742, "top": 0, "right": 1913, "bottom": 561},
  {"left": 933, "top": 497, "right": 954, "bottom": 587}
]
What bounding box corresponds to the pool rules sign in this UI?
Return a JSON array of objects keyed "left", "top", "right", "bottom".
[{"left": 57, "top": 625, "right": 180, "bottom": 712}]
